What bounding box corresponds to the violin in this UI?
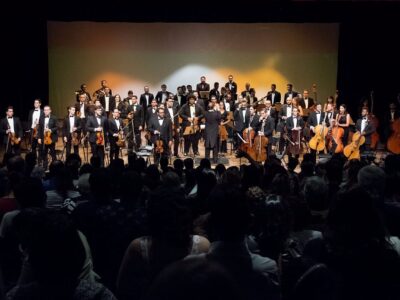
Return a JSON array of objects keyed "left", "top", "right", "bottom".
[
  {"left": 72, "top": 132, "right": 80, "bottom": 146},
  {"left": 387, "top": 118, "right": 400, "bottom": 154},
  {"left": 96, "top": 130, "right": 105, "bottom": 145},
  {"left": 116, "top": 130, "right": 126, "bottom": 147},
  {"left": 343, "top": 131, "right": 365, "bottom": 160},
  {"left": 155, "top": 135, "right": 164, "bottom": 154},
  {"left": 253, "top": 118, "right": 269, "bottom": 162},
  {"left": 44, "top": 129, "right": 52, "bottom": 145},
  {"left": 8, "top": 132, "right": 20, "bottom": 145}
]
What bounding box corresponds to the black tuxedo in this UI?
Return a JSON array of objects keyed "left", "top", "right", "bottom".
[
  {"left": 308, "top": 111, "right": 326, "bottom": 128},
  {"left": 356, "top": 117, "right": 376, "bottom": 146},
  {"left": 127, "top": 104, "right": 144, "bottom": 128},
  {"left": 196, "top": 83, "right": 210, "bottom": 93},
  {"left": 248, "top": 114, "right": 260, "bottom": 131},
  {"left": 209, "top": 88, "right": 220, "bottom": 100},
  {"left": 286, "top": 116, "right": 305, "bottom": 132},
  {"left": 225, "top": 81, "right": 238, "bottom": 99},
  {"left": 155, "top": 91, "right": 170, "bottom": 103},
  {"left": 299, "top": 98, "right": 315, "bottom": 110},
  {"left": 265, "top": 107, "right": 277, "bottom": 120},
  {"left": 148, "top": 117, "right": 173, "bottom": 160},
  {"left": 284, "top": 91, "right": 299, "bottom": 101},
  {"left": 63, "top": 115, "right": 81, "bottom": 155},
  {"left": 0, "top": 117, "right": 23, "bottom": 155},
  {"left": 267, "top": 91, "right": 282, "bottom": 105},
  {"left": 204, "top": 110, "right": 221, "bottom": 161},
  {"left": 108, "top": 118, "right": 124, "bottom": 160},
  {"left": 38, "top": 115, "right": 58, "bottom": 169},
  {"left": 234, "top": 108, "right": 251, "bottom": 132},
  {"left": 146, "top": 107, "right": 159, "bottom": 127},
  {"left": 173, "top": 94, "right": 187, "bottom": 108},
  {"left": 140, "top": 93, "right": 155, "bottom": 108},
  {"left": 165, "top": 106, "right": 180, "bottom": 156},
  {"left": 180, "top": 104, "right": 204, "bottom": 155},
  {"left": 260, "top": 116, "right": 275, "bottom": 156},
  {"left": 180, "top": 104, "right": 204, "bottom": 128},
  {"left": 99, "top": 95, "right": 115, "bottom": 113},
  {"left": 28, "top": 109, "right": 44, "bottom": 130},
  {"left": 86, "top": 115, "right": 108, "bottom": 166},
  {"left": 28, "top": 109, "right": 44, "bottom": 153},
  {"left": 75, "top": 102, "right": 90, "bottom": 119}
]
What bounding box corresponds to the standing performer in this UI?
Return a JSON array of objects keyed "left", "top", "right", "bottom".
[
  {"left": 225, "top": 74, "right": 238, "bottom": 101},
  {"left": 336, "top": 104, "right": 351, "bottom": 146},
  {"left": 99, "top": 87, "right": 114, "bottom": 118},
  {"left": 148, "top": 108, "right": 173, "bottom": 164},
  {"left": 87, "top": 106, "right": 108, "bottom": 167},
  {"left": 356, "top": 107, "right": 376, "bottom": 152},
  {"left": 108, "top": 109, "right": 123, "bottom": 161},
  {"left": 28, "top": 99, "right": 43, "bottom": 156},
  {"left": 126, "top": 95, "right": 143, "bottom": 150},
  {"left": 38, "top": 106, "right": 58, "bottom": 170},
  {"left": 266, "top": 84, "right": 281, "bottom": 105},
  {"left": 180, "top": 95, "right": 204, "bottom": 156},
  {"left": 1, "top": 106, "right": 23, "bottom": 155},
  {"left": 258, "top": 109, "right": 275, "bottom": 156},
  {"left": 233, "top": 99, "right": 250, "bottom": 149},
  {"left": 63, "top": 106, "right": 81, "bottom": 156},
  {"left": 286, "top": 107, "right": 305, "bottom": 158},
  {"left": 165, "top": 98, "right": 180, "bottom": 158},
  {"left": 204, "top": 102, "right": 221, "bottom": 163}
]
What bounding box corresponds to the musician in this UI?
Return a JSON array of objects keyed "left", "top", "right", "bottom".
[
  {"left": 165, "top": 98, "right": 180, "bottom": 157},
  {"left": 108, "top": 109, "right": 123, "bottom": 160},
  {"left": 324, "top": 103, "right": 337, "bottom": 125},
  {"left": 323, "top": 96, "right": 337, "bottom": 113},
  {"left": 155, "top": 84, "right": 170, "bottom": 104},
  {"left": 284, "top": 83, "right": 298, "bottom": 101},
  {"left": 75, "top": 93, "right": 90, "bottom": 130},
  {"left": 146, "top": 99, "right": 159, "bottom": 128},
  {"left": 247, "top": 89, "right": 258, "bottom": 106},
  {"left": 148, "top": 107, "right": 173, "bottom": 163},
  {"left": 218, "top": 101, "right": 230, "bottom": 155},
  {"left": 308, "top": 103, "right": 325, "bottom": 133},
  {"left": 196, "top": 76, "right": 210, "bottom": 93},
  {"left": 126, "top": 95, "right": 144, "bottom": 150},
  {"left": 241, "top": 83, "right": 252, "bottom": 98},
  {"left": 28, "top": 99, "right": 43, "bottom": 156},
  {"left": 222, "top": 92, "right": 234, "bottom": 112},
  {"left": 248, "top": 106, "right": 260, "bottom": 130},
  {"left": 180, "top": 95, "right": 204, "bottom": 156},
  {"left": 1, "top": 106, "right": 23, "bottom": 155},
  {"left": 124, "top": 90, "right": 135, "bottom": 106},
  {"left": 291, "top": 97, "right": 304, "bottom": 117},
  {"left": 209, "top": 82, "right": 220, "bottom": 100},
  {"left": 87, "top": 106, "right": 108, "bottom": 167},
  {"left": 264, "top": 99, "right": 277, "bottom": 120},
  {"left": 299, "top": 90, "right": 315, "bottom": 110},
  {"left": 94, "top": 100, "right": 107, "bottom": 118},
  {"left": 140, "top": 86, "right": 155, "bottom": 109},
  {"left": 63, "top": 106, "right": 81, "bottom": 156},
  {"left": 225, "top": 74, "right": 238, "bottom": 100},
  {"left": 258, "top": 109, "right": 275, "bottom": 156},
  {"left": 114, "top": 94, "right": 127, "bottom": 119},
  {"left": 75, "top": 84, "right": 91, "bottom": 102},
  {"left": 233, "top": 99, "right": 250, "bottom": 148},
  {"left": 174, "top": 86, "right": 187, "bottom": 108},
  {"left": 93, "top": 80, "right": 112, "bottom": 99},
  {"left": 336, "top": 104, "right": 351, "bottom": 146},
  {"left": 267, "top": 84, "right": 281, "bottom": 105},
  {"left": 193, "top": 92, "right": 206, "bottom": 111},
  {"left": 38, "top": 106, "right": 58, "bottom": 170},
  {"left": 384, "top": 102, "right": 400, "bottom": 141},
  {"left": 278, "top": 96, "right": 293, "bottom": 150},
  {"left": 99, "top": 87, "right": 114, "bottom": 117},
  {"left": 204, "top": 102, "right": 221, "bottom": 163},
  {"left": 356, "top": 108, "right": 376, "bottom": 152},
  {"left": 286, "top": 107, "right": 305, "bottom": 157}
]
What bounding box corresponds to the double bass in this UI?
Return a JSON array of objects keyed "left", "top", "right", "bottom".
[
  {"left": 253, "top": 118, "right": 269, "bottom": 162},
  {"left": 387, "top": 118, "right": 400, "bottom": 154}
]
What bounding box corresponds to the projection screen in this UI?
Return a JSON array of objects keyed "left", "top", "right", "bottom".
[{"left": 48, "top": 22, "right": 339, "bottom": 117}]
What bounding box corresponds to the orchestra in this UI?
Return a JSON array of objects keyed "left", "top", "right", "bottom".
[{"left": 3, "top": 76, "right": 398, "bottom": 169}]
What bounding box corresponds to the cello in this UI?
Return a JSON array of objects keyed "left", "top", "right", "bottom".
[
  {"left": 328, "top": 121, "right": 344, "bottom": 153},
  {"left": 238, "top": 125, "right": 257, "bottom": 161},
  {"left": 309, "top": 115, "right": 328, "bottom": 152},
  {"left": 253, "top": 117, "right": 269, "bottom": 162},
  {"left": 387, "top": 118, "right": 400, "bottom": 154},
  {"left": 344, "top": 130, "right": 365, "bottom": 160}
]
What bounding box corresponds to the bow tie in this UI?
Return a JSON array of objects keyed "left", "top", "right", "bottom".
[
  {"left": 115, "top": 118, "right": 119, "bottom": 121},
  {"left": 7, "top": 117, "right": 12, "bottom": 119},
  {"left": 363, "top": 117, "right": 367, "bottom": 120},
  {"left": 316, "top": 112, "right": 320, "bottom": 114},
  {"left": 69, "top": 116, "right": 74, "bottom": 118},
  {"left": 35, "top": 109, "right": 39, "bottom": 111},
  {"left": 45, "top": 116, "right": 49, "bottom": 118}
]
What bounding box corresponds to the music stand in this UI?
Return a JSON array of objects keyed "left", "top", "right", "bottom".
[{"left": 199, "top": 91, "right": 210, "bottom": 99}]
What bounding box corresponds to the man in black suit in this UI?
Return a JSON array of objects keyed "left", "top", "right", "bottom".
[
  {"left": 86, "top": 106, "right": 108, "bottom": 167},
  {"left": 356, "top": 107, "right": 376, "bottom": 152},
  {"left": 140, "top": 86, "right": 155, "bottom": 109},
  {"left": 75, "top": 83, "right": 91, "bottom": 103},
  {"left": 234, "top": 99, "right": 250, "bottom": 148},
  {"left": 180, "top": 95, "right": 204, "bottom": 156},
  {"left": 204, "top": 102, "right": 221, "bottom": 163},
  {"left": 165, "top": 98, "right": 180, "bottom": 157},
  {"left": 225, "top": 75, "right": 238, "bottom": 101},
  {"left": 99, "top": 87, "right": 114, "bottom": 118},
  {"left": 124, "top": 90, "right": 135, "bottom": 106},
  {"left": 248, "top": 106, "right": 260, "bottom": 131},
  {"left": 146, "top": 99, "right": 159, "bottom": 128},
  {"left": 38, "top": 106, "right": 58, "bottom": 170},
  {"left": 324, "top": 103, "right": 337, "bottom": 126},
  {"left": 28, "top": 98, "right": 44, "bottom": 156},
  {"left": 286, "top": 107, "right": 305, "bottom": 158},
  {"left": 126, "top": 95, "right": 143, "bottom": 150},
  {"left": 209, "top": 82, "right": 220, "bottom": 100},
  {"left": 75, "top": 93, "right": 90, "bottom": 131},
  {"left": 284, "top": 83, "right": 298, "bottom": 103},
  {"left": 196, "top": 76, "right": 210, "bottom": 93},
  {"left": 307, "top": 103, "right": 325, "bottom": 160},
  {"left": 1, "top": 106, "right": 23, "bottom": 155},
  {"left": 267, "top": 84, "right": 282, "bottom": 105},
  {"left": 108, "top": 109, "right": 123, "bottom": 161},
  {"left": 299, "top": 90, "right": 315, "bottom": 110},
  {"left": 241, "top": 83, "right": 252, "bottom": 98},
  {"left": 63, "top": 106, "right": 81, "bottom": 156},
  {"left": 93, "top": 80, "right": 112, "bottom": 99},
  {"left": 148, "top": 107, "right": 173, "bottom": 163},
  {"left": 173, "top": 86, "right": 187, "bottom": 108},
  {"left": 155, "top": 84, "right": 170, "bottom": 104},
  {"left": 264, "top": 99, "right": 277, "bottom": 120},
  {"left": 258, "top": 109, "right": 275, "bottom": 156}
]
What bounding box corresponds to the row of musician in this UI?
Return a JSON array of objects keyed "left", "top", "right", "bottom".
[{"left": 1, "top": 95, "right": 400, "bottom": 166}]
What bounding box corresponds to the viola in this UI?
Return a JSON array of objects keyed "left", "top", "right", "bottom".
[
  {"left": 72, "top": 132, "right": 80, "bottom": 146},
  {"left": 116, "top": 130, "right": 126, "bottom": 147},
  {"left": 9, "top": 132, "right": 20, "bottom": 145},
  {"left": 155, "top": 136, "right": 164, "bottom": 154},
  {"left": 387, "top": 118, "right": 400, "bottom": 154},
  {"left": 44, "top": 130, "right": 52, "bottom": 145},
  {"left": 343, "top": 131, "right": 365, "bottom": 160},
  {"left": 96, "top": 131, "right": 105, "bottom": 145}
]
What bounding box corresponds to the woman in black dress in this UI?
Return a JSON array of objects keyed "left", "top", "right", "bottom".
[{"left": 336, "top": 104, "right": 351, "bottom": 146}]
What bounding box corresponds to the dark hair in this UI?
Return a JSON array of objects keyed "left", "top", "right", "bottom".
[
  {"left": 89, "top": 168, "right": 112, "bottom": 202},
  {"left": 184, "top": 158, "right": 194, "bottom": 170}
]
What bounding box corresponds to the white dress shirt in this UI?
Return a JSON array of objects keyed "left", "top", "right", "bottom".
[
  {"left": 361, "top": 118, "right": 368, "bottom": 132},
  {"left": 96, "top": 117, "right": 101, "bottom": 126},
  {"left": 105, "top": 96, "right": 110, "bottom": 112},
  {"left": 80, "top": 103, "right": 85, "bottom": 118},
  {"left": 7, "top": 118, "right": 14, "bottom": 133},
  {"left": 32, "top": 110, "right": 40, "bottom": 128},
  {"left": 271, "top": 93, "right": 275, "bottom": 104},
  {"left": 69, "top": 116, "right": 75, "bottom": 133},
  {"left": 168, "top": 108, "right": 174, "bottom": 124},
  {"left": 316, "top": 112, "right": 321, "bottom": 125},
  {"left": 304, "top": 98, "right": 309, "bottom": 109},
  {"left": 190, "top": 105, "right": 195, "bottom": 118},
  {"left": 293, "top": 117, "right": 298, "bottom": 129},
  {"left": 287, "top": 106, "right": 292, "bottom": 118},
  {"left": 158, "top": 118, "right": 164, "bottom": 126},
  {"left": 145, "top": 94, "right": 149, "bottom": 106},
  {"left": 44, "top": 116, "right": 50, "bottom": 129},
  {"left": 115, "top": 119, "right": 120, "bottom": 130}
]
